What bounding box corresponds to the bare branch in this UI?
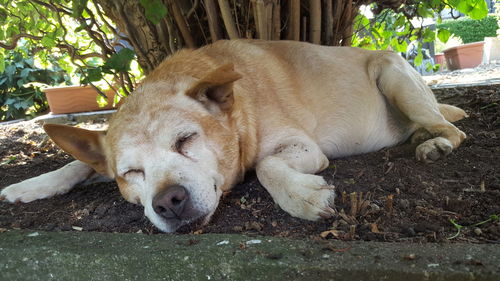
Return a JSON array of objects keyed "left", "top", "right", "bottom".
[
  {"left": 204, "top": 0, "right": 223, "bottom": 41},
  {"left": 0, "top": 33, "right": 43, "bottom": 50},
  {"left": 218, "top": 0, "right": 239, "bottom": 39},
  {"left": 309, "top": 0, "right": 321, "bottom": 44},
  {"left": 287, "top": 0, "right": 300, "bottom": 40},
  {"left": 170, "top": 0, "right": 197, "bottom": 47}
]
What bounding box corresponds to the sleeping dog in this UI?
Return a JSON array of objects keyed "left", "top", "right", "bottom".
[{"left": 1, "top": 40, "right": 467, "bottom": 232}]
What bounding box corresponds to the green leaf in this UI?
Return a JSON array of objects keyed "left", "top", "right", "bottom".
[
  {"left": 0, "top": 7, "right": 7, "bottom": 24},
  {"left": 0, "top": 53, "right": 4, "bottom": 73},
  {"left": 448, "top": 0, "right": 461, "bottom": 8},
  {"left": 414, "top": 50, "right": 423, "bottom": 66},
  {"left": 425, "top": 61, "right": 433, "bottom": 72},
  {"left": 390, "top": 37, "right": 408, "bottom": 53},
  {"left": 103, "top": 48, "right": 135, "bottom": 72},
  {"left": 437, "top": 29, "right": 451, "bottom": 43},
  {"left": 417, "top": 4, "right": 433, "bottom": 18},
  {"left": 96, "top": 93, "right": 108, "bottom": 107},
  {"left": 5, "top": 65, "right": 16, "bottom": 76},
  {"left": 139, "top": 0, "right": 167, "bottom": 25},
  {"left": 394, "top": 15, "right": 405, "bottom": 28},
  {"left": 84, "top": 67, "right": 103, "bottom": 83},
  {"left": 20, "top": 68, "right": 32, "bottom": 78},
  {"left": 422, "top": 28, "right": 435, "bottom": 43},
  {"left": 41, "top": 35, "right": 56, "bottom": 48},
  {"left": 468, "top": 0, "right": 488, "bottom": 20},
  {"left": 72, "top": 0, "right": 88, "bottom": 18}
]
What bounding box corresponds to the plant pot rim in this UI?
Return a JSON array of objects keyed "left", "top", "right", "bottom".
[
  {"left": 42, "top": 85, "right": 96, "bottom": 93},
  {"left": 443, "top": 41, "right": 484, "bottom": 53}
]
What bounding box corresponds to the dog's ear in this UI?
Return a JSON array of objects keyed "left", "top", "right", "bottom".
[
  {"left": 43, "top": 124, "right": 108, "bottom": 175},
  {"left": 186, "top": 63, "right": 242, "bottom": 112}
]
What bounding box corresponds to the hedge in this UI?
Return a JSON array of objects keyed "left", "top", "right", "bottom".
[{"left": 437, "top": 16, "right": 498, "bottom": 44}]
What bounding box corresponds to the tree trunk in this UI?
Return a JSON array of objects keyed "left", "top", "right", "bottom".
[{"left": 94, "top": 0, "right": 372, "bottom": 73}]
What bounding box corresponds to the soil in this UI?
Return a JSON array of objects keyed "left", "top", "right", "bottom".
[{"left": 1, "top": 85, "right": 499, "bottom": 243}]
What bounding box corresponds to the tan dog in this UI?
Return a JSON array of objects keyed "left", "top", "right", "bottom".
[{"left": 1, "top": 40, "right": 467, "bottom": 232}]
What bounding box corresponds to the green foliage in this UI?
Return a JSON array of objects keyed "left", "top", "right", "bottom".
[
  {"left": 81, "top": 48, "right": 136, "bottom": 84},
  {"left": 139, "top": 0, "right": 168, "bottom": 25},
  {"left": 353, "top": 0, "right": 490, "bottom": 66},
  {"left": 0, "top": 49, "right": 70, "bottom": 121},
  {"left": 0, "top": 0, "right": 138, "bottom": 105},
  {"left": 437, "top": 16, "right": 499, "bottom": 44},
  {"left": 449, "top": 0, "right": 489, "bottom": 20},
  {"left": 447, "top": 214, "right": 499, "bottom": 239}
]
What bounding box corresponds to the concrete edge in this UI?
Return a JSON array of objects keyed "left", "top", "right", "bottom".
[{"left": 0, "top": 230, "right": 499, "bottom": 281}]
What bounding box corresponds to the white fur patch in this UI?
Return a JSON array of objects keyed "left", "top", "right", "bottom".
[{"left": 1, "top": 161, "right": 95, "bottom": 202}]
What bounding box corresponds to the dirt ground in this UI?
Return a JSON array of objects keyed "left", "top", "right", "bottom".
[{"left": 0, "top": 85, "right": 499, "bottom": 243}]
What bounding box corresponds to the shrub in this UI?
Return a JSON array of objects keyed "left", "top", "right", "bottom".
[
  {"left": 437, "top": 16, "right": 499, "bottom": 44},
  {"left": 0, "top": 50, "right": 69, "bottom": 121}
]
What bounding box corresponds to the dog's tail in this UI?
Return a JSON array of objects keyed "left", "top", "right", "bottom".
[{"left": 438, "top": 104, "right": 468, "bottom": 122}]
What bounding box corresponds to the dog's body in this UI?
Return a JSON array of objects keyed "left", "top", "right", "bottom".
[{"left": 1, "top": 40, "right": 467, "bottom": 232}]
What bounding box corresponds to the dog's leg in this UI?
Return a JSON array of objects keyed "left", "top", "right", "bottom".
[
  {"left": 373, "top": 52, "right": 466, "bottom": 162},
  {"left": 256, "top": 136, "right": 335, "bottom": 220},
  {"left": 1, "top": 160, "right": 111, "bottom": 203}
]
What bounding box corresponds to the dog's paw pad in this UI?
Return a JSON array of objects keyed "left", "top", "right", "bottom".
[{"left": 416, "top": 137, "right": 453, "bottom": 163}]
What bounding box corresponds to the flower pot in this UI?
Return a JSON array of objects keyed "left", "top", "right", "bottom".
[
  {"left": 434, "top": 53, "right": 446, "bottom": 70},
  {"left": 43, "top": 85, "right": 120, "bottom": 114},
  {"left": 443, "top": 41, "right": 484, "bottom": 70}
]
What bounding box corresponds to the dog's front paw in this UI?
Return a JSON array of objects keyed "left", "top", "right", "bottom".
[
  {"left": 275, "top": 174, "right": 336, "bottom": 221},
  {"left": 1, "top": 180, "right": 69, "bottom": 203},
  {"left": 415, "top": 137, "right": 453, "bottom": 163}
]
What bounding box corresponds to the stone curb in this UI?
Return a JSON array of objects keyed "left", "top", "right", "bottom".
[{"left": 0, "top": 230, "right": 499, "bottom": 281}]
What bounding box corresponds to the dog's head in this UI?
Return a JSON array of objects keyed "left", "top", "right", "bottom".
[{"left": 44, "top": 64, "right": 244, "bottom": 232}]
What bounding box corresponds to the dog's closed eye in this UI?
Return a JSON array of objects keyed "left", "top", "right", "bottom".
[
  {"left": 175, "top": 132, "right": 198, "bottom": 154},
  {"left": 124, "top": 169, "right": 144, "bottom": 177}
]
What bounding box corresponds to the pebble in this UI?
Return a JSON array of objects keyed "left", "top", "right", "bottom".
[
  {"left": 398, "top": 199, "right": 410, "bottom": 210},
  {"left": 474, "top": 228, "right": 482, "bottom": 236}
]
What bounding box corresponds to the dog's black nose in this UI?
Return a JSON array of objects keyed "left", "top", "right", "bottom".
[{"left": 152, "top": 185, "right": 188, "bottom": 219}]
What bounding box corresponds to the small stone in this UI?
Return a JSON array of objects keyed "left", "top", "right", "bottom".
[
  {"left": 405, "top": 227, "right": 416, "bottom": 237},
  {"left": 398, "top": 199, "right": 410, "bottom": 210},
  {"left": 403, "top": 253, "right": 416, "bottom": 260},
  {"left": 474, "top": 228, "right": 482, "bottom": 236}
]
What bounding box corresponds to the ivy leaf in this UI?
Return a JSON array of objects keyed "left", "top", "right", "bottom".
[
  {"left": 139, "top": 0, "right": 167, "bottom": 25},
  {"left": 20, "top": 68, "right": 32, "bottom": 78},
  {"left": 41, "top": 35, "right": 56, "bottom": 48},
  {"left": 103, "top": 48, "right": 135, "bottom": 72},
  {"left": 437, "top": 29, "right": 451, "bottom": 43},
  {"left": 82, "top": 67, "right": 103, "bottom": 84}
]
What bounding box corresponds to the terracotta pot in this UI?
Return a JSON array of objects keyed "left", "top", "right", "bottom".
[
  {"left": 443, "top": 41, "right": 484, "bottom": 70},
  {"left": 43, "top": 85, "right": 121, "bottom": 114},
  {"left": 434, "top": 53, "right": 446, "bottom": 70}
]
